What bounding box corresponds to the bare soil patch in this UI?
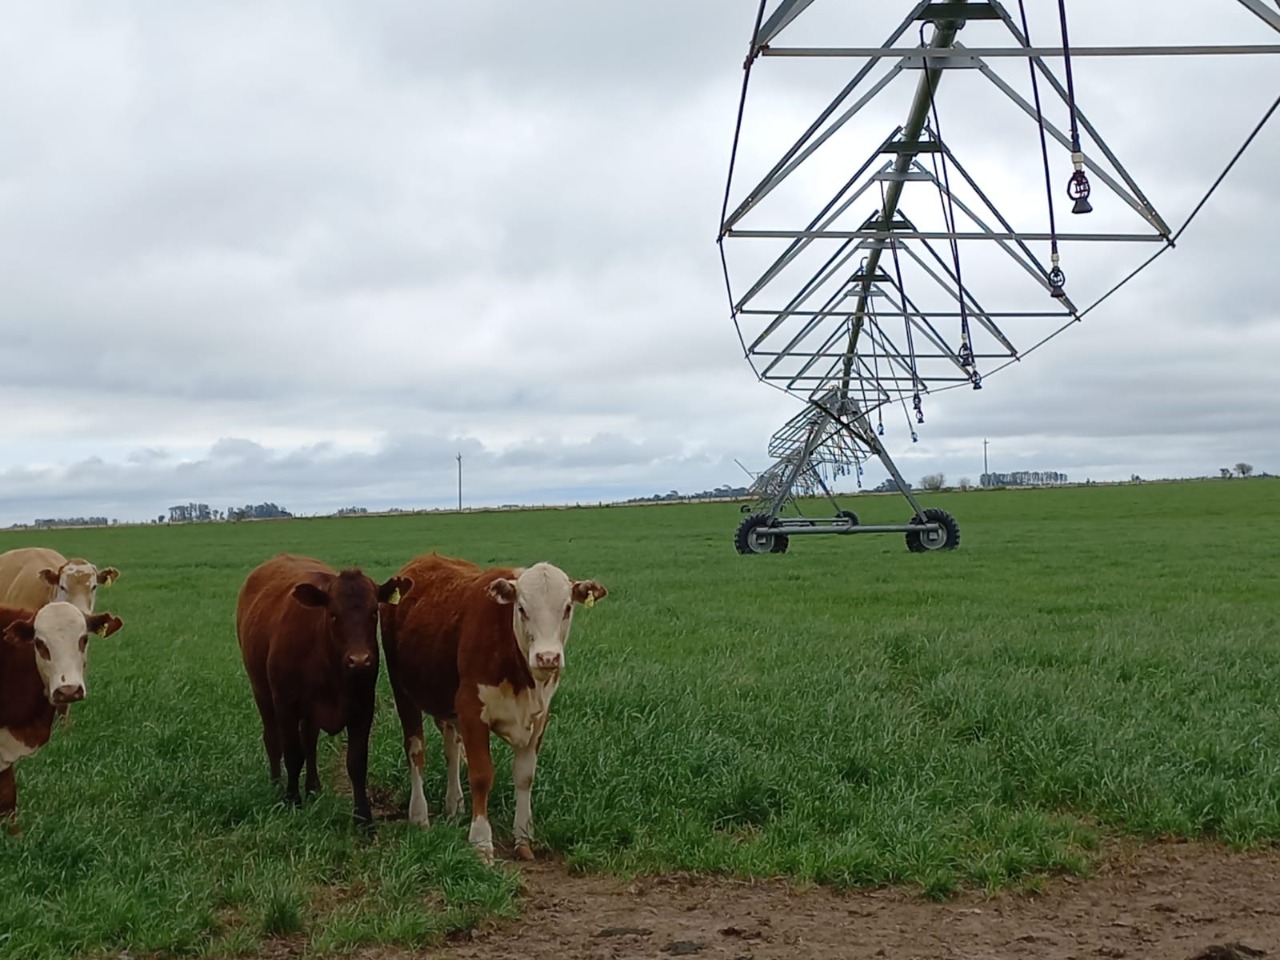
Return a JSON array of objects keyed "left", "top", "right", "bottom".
[{"left": 357, "top": 840, "right": 1280, "bottom": 960}]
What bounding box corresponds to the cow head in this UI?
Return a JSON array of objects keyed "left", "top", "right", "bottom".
[
  {"left": 39, "top": 559, "right": 120, "bottom": 615},
  {"left": 3, "top": 602, "right": 124, "bottom": 705},
  {"left": 292, "top": 570, "right": 412, "bottom": 675},
  {"left": 488, "top": 562, "right": 607, "bottom": 676}
]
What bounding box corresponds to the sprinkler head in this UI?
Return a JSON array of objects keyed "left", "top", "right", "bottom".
[
  {"left": 1048, "top": 266, "right": 1067, "bottom": 299},
  {"left": 1067, "top": 169, "right": 1092, "bottom": 215}
]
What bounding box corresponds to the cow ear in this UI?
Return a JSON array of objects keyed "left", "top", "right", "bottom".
[
  {"left": 292, "top": 583, "right": 330, "bottom": 608},
  {"left": 378, "top": 576, "right": 412, "bottom": 605},
  {"left": 39, "top": 568, "right": 60, "bottom": 587},
  {"left": 85, "top": 613, "right": 124, "bottom": 638},
  {"left": 572, "top": 580, "right": 608, "bottom": 607},
  {"left": 4, "top": 620, "right": 35, "bottom": 647},
  {"left": 488, "top": 578, "right": 518, "bottom": 604},
  {"left": 97, "top": 567, "right": 121, "bottom": 586}
]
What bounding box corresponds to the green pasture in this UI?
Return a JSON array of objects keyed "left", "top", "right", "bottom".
[{"left": 1, "top": 479, "right": 1278, "bottom": 958}]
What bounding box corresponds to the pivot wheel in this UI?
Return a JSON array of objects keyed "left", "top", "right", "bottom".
[
  {"left": 735, "top": 514, "right": 789, "bottom": 554},
  {"left": 836, "top": 509, "right": 859, "bottom": 532},
  {"left": 905, "top": 508, "right": 960, "bottom": 552}
]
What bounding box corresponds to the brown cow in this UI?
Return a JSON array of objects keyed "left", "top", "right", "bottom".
[
  {"left": 1, "top": 602, "right": 125, "bottom": 829},
  {"left": 236, "top": 554, "right": 411, "bottom": 825},
  {"left": 0, "top": 547, "right": 121, "bottom": 615},
  {"left": 381, "top": 553, "right": 607, "bottom": 861}
]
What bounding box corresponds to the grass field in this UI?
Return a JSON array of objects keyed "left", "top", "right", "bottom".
[{"left": 1, "top": 480, "right": 1278, "bottom": 958}]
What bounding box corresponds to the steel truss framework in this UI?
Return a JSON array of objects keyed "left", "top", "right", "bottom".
[{"left": 719, "top": 0, "right": 1280, "bottom": 554}]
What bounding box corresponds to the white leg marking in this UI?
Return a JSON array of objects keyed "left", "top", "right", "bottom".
[
  {"left": 407, "top": 735, "right": 430, "bottom": 827},
  {"left": 442, "top": 723, "right": 464, "bottom": 818},
  {"left": 512, "top": 745, "right": 538, "bottom": 846},
  {"left": 469, "top": 814, "right": 494, "bottom": 861}
]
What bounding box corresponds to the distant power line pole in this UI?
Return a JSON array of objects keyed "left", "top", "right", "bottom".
[
  {"left": 456, "top": 453, "right": 463, "bottom": 512},
  {"left": 983, "top": 438, "right": 989, "bottom": 477}
]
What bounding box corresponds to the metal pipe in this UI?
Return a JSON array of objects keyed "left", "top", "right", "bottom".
[{"left": 762, "top": 44, "right": 1280, "bottom": 58}]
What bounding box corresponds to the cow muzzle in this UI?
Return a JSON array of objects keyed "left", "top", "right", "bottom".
[
  {"left": 344, "top": 652, "right": 375, "bottom": 672},
  {"left": 532, "top": 650, "right": 562, "bottom": 671},
  {"left": 51, "top": 683, "right": 85, "bottom": 705}
]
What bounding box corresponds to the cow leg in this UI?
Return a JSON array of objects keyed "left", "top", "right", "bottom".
[
  {"left": 277, "top": 711, "right": 304, "bottom": 807},
  {"left": 511, "top": 744, "right": 538, "bottom": 860},
  {"left": 436, "top": 718, "right": 464, "bottom": 818},
  {"left": 346, "top": 702, "right": 375, "bottom": 827},
  {"left": 302, "top": 718, "right": 321, "bottom": 797},
  {"left": 0, "top": 767, "right": 17, "bottom": 835},
  {"left": 458, "top": 717, "right": 496, "bottom": 862},
  {"left": 390, "top": 679, "right": 429, "bottom": 827}
]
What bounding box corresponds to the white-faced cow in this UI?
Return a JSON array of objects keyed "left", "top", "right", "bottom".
[
  {"left": 236, "top": 554, "right": 411, "bottom": 825},
  {"left": 0, "top": 547, "right": 120, "bottom": 616},
  {"left": 380, "top": 553, "right": 607, "bottom": 861},
  {"left": 0, "top": 602, "right": 125, "bottom": 830}
]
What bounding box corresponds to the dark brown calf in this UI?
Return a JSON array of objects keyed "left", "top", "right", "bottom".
[
  {"left": 381, "top": 553, "right": 606, "bottom": 860},
  {"left": 0, "top": 602, "right": 124, "bottom": 830},
  {"left": 236, "top": 554, "right": 410, "bottom": 825}
]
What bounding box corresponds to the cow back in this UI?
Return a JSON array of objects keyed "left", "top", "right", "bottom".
[
  {"left": 236, "top": 554, "right": 337, "bottom": 685},
  {"left": 382, "top": 553, "right": 524, "bottom": 718},
  {"left": 0, "top": 548, "right": 65, "bottom": 611}
]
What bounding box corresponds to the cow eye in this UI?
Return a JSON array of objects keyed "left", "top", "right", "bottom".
[
  {"left": 563, "top": 604, "right": 571, "bottom": 619},
  {"left": 79, "top": 634, "right": 89, "bottom": 652},
  {"left": 517, "top": 605, "right": 528, "bottom": 620},
  {"left": 35, "top": 639, "right": 51, "bottom": 660}
]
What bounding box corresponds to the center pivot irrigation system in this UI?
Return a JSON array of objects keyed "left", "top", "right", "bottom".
[{"left": 717, "top": 0, "right": 1280, "bottom": 554}]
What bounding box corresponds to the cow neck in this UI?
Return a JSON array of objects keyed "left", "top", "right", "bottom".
[{"left": 0, "top": 641, "right": 54, "bottom": 732}]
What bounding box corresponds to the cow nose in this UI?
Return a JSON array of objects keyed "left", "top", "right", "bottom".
[
  {"left": 534, "top": 651, "right": 562, "bottom": 670},
  {"left": 52, "top": 684, "right": 85, "bottom": 704},
  {"left": 345, "top": 652, "right": 374, "bottom": 671}
]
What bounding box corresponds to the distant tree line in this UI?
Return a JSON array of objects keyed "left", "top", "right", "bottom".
[
  {"left": 25, "top": 516, "right": 113, "bottom": 529},
  {"left": 627, "top": 484, "right": 750, "bottom": 504},
  {"left": 1220, "top": 463, "right": 1254, "bottom": 478},
  {"left": 335, "top": 506, "right": 369, "bottom": 516},
  {"left": 164, "top": 502, "right": 292, "bottom": 523}
]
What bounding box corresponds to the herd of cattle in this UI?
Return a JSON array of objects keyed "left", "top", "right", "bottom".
[{"left": 0, "top": 546, "right": 607, "bottom": 861}]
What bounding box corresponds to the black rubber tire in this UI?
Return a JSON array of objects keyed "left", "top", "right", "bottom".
[
  {"left": 836, "top": 509, "right": 860, "bottom": 532},
  {"left": 735, "top": 514, "right": 789, "bottom": 555},
  {"left": 905, "top": 507, "right": 960, "bottom": 552}
]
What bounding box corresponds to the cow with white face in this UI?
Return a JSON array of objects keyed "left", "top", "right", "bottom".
[
  {"left": 0, "top": 547, "right": 120, "bottom": 616},
  {"left": 491, "top": 563, "right": 583, "bottom": 675},
  {"left": 1, "top": 602, "right": 125, "bottom": 829},
  {"left": 380, "top": 553, "right": 607, "bottom": 861}
]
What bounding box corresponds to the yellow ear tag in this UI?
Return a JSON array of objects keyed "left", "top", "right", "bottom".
[
  {"left": 388, "top": 588, "right": 401, "bottom": 605},
  {"left": 94, "top": 624, "right": 109, "bottom": 637},
  {"left": 583, "top": 593, "right": 595, "bottom": 609}
]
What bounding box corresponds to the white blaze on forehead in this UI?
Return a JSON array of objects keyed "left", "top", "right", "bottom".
[
  {"left": 32, "top": 601, "right": 91, "bottom": 699},
  {"left": 54, "top": 561, "right": 100, "bottom": 614},
  {"left": 512, "top": 563, "right": 575, "bottom": 667}
]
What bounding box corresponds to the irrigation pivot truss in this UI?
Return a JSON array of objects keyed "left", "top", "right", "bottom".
[{"left": 718, "top": 0, "right": 1280, "bottom": 554}]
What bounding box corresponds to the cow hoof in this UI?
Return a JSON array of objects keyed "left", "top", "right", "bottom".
[
  {"left": 408, "top": 798, "right": 430, "bottom": 827},
  {"left": 513, "top": 842, "right": 535, "bottom": 861},
  {"left": 474, "top": 843, "right": 496, "bottom": 864}
]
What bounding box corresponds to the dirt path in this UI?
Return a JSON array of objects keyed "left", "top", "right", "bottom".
[{"left": 397, "top": 841, "right": 1279, "bottom": 960}]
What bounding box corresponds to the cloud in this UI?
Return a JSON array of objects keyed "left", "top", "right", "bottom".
[{"left": 0, "top": 1, "right": 1276, "bottom": 525}]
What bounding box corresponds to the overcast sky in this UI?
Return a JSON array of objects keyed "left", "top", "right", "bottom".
[{"left": 1, "top": 1, "right": 1277, "bottom": 525}]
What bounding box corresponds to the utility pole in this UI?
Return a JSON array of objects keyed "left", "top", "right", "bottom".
[
  {"left": 456, "top": 453, "right": 462, "bottom": 512},
  {"left": 983, "top": 438, "right": 989, "bottom": 480}
]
